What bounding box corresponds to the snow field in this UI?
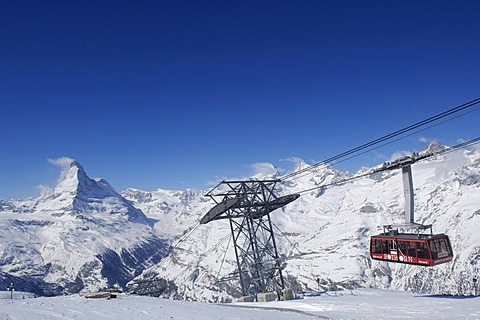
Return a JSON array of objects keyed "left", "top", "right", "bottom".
[{"left": 1, "top": 289, "right": 479, "bottom": 319}]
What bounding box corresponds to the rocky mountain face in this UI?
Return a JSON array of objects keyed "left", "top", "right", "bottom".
[
  {"left": 128, "top": 144, "right": 480, "bottom": 301},
  {"left": 0, "top": 161, "right": 169, "bottom": 296}
]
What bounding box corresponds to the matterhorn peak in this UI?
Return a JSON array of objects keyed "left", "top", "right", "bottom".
[
  {"left": 54, "top": 159, "right": 91, "bottom": 197},
  {"left": 69, "top": 159, "right": 85, "bottom": 171},
  {"left": 48, "top": 157, "right": 119, "bottom": 203},
  {"left": 37, "top": 158, "right": 150, "bottom": 222}
]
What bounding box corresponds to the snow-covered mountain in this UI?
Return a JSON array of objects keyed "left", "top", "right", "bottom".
[
  {"left": 0, "top": 160, "right": 169, "bottom": 295},
  {"left": 128, "top": 143, "right": 480, "bottom": 301},
  {"left": 121, "top": 188, "right": 212, "bottom": 242},
  {"left": 1, "top": 143, "right": 479, "bottom": 301}
]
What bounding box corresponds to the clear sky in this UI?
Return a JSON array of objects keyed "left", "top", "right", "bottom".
[{"left": 1, "top": 1, "right": 479, "bottom": 199}]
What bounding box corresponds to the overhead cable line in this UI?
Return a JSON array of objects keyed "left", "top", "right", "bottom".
[
  {"left": 284, "top": 105, "right": 480, "bottom": 182},
  {"left": 215, "top": 235, "right": 232, "bottom": 280},
  {"left": 281, "top": 97, "right": 480, "bottom": 181},
  {"left": 294, "top": 136, "right": 480, "bottom": 195},
  {"left": 171, "top": 222, "right": 200, "bottom": 251},
  {"left": 166, "top": 100, "right": 479, "bottom": 278},
  {"left": 271, "top": 221, "right": 304, "bottom": 257}
]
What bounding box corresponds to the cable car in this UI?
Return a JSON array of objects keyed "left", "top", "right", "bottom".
[
  {"left": 369, "top": 158, "right": 454, "bottom": 267},
  {"left": 370, "top": 232, "right": 453, "bottom": 266}
]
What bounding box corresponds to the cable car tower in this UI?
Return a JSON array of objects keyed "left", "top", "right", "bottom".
[
  {"left": 370, "top": 154, "right": 453, "bottom": 266},
  {"left": 381, "top": 154, "right": 432, "bottom": 234},
  {"left": 202, "top": 180, "right": 299, "bottom": 300}
]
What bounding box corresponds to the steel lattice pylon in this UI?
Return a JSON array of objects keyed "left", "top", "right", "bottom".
[{"left": 202, "top": 180, "right": 299, "bottom": 297}]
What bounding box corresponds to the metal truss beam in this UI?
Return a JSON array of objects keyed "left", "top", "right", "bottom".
[{"left": 202, "top": 180, "right": 298, "bottom": 297}]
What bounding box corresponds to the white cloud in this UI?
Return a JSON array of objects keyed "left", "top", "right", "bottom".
[
  {"left": 47, "top": 156, "right": 75, "bottom": 183},
  {"left": 250, "top": 162, "right": 277, "bottom": 178},
  {"left": 48, "top": 156, "right": 74, "bottom": 168},
  {"left": 279, "top": 157, "right": 303, "bottom": 166},
  {"left": 36, "top": 184, "right": 53, "bottom": 198},
  {"left": 372, "top": 150, "right": 387, "bottom": 161},
  {"left": 418, "top": 136, "right": 438, "bottom": 144},
  {"left": 279, "top": 157, "right": 309, "bottom": 173},
  {"left": 206, "top": 179, "right": 221, "bottom": 187},
  {"left": 387, "top": 151, "right": 411, "bottom": 162},
  {"left": 208, "top": 162, "right": 279, "bottom": 186}
]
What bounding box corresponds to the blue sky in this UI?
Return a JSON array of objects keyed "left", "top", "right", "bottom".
[{"left": 1, "top": 1, "right": 479, "bottom": 199}]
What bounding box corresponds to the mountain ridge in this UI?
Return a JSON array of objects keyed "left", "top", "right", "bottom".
[
  {"left": 1, "top": 142, "right": 479, "bottom": 301},
  {"left": 0, "top": 160, "right": 169, "bottom": 295},
  {"left": 125, "top": 142, "right": 480, "bottom": 301}
]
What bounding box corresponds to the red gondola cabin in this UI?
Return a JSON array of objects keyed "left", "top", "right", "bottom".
[{"left": 370, "top": 232, "right": 453, "bottom": 266}]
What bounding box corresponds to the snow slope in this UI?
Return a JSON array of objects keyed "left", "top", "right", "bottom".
[
  {"left": 130, "top": 143, "right": 480, "bottom": 301},
  {"left": 0, "top": 161, "right": 169, "bottom": 295},
  {"left": 121, "top": 188, "right": 212, "bottom": 242},
  {"left": 0, "top": 288, "right": 478, "bottom": 320},
  {"left": 1, "top": 143, "right": 478, "bottom": 302}
]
